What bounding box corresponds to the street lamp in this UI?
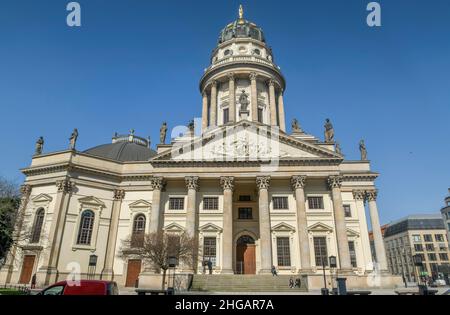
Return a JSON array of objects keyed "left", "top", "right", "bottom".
[
  {"left": 329, "top": 256, "right": 337, "bottom": 294},
  {"left": 413, "top": 254, "right": 429, "bottom": 295},
  {"left": 167, "top": 256, "right": 178, "bottom": 295},
  {"left": 321, "top": 256, "right": 329, "bottom": 295}
]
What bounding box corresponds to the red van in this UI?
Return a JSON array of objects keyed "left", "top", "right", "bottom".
[{"left": 37, "top": 280, "right": 119, "bottom": 295}]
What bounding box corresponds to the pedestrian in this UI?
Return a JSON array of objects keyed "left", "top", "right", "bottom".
[
  {"left": 295, "top": 278, "right": 301, "bottom": 288},
  {"left": 271, "top": 265, "right": 278, "bottom": 276},
  {"left": 207, "top": 259, "right": 213, "bottom": 275},
  {"left": 289, "top": 277, "right": 294, "bottom": 288},
  {"left": 31, "top": 273, "right": 36, "bottom": 289}
]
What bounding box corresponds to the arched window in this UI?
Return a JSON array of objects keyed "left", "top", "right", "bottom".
[
  {"left": 76, "top": 210, "right": 95, "bottom": 245},
  {"left": 131, "top": 214, "right": 146, "bottom": 247},
  {"left": 30, "top": 208, "right": 45, "bottom": 243}
]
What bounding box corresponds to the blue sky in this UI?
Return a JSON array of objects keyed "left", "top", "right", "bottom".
[{"left": 0, "top": 0, "right": 449, "bottom": 224}]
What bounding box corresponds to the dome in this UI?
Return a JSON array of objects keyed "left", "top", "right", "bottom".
[
  {"left": 83, "top": 132, "right": 157, "bottom": 162},
  {"left": 218, "top": 6, "right": 265, "bottom": 44}
]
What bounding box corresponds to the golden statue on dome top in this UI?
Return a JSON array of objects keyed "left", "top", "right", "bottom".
[{"left": 239, "top": 5, "right": 244, "bottom": 19}]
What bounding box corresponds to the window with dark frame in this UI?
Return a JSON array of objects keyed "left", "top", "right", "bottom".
[
  {"left": 131, "top": 214, "right": 146, "bottom": 247},
  {"left": 238, "top": 208, "right": 253, "bottom": 220},
  {"left": 439, "top": 253, "right": 449, "bottom": 261},
  {"left": 169, "top": 197, "right": 185, "bottom": 210},
  {"left": 313, "top": 237, "right": 328, "bottom": 267},
  {"left": 238, "top": 195, "right": 252, "bottom": 202},
  {"left": 272, "top": 197, "right": 289, "bottom": 210},
  {"left": 414, "top": 244, "right": 424, "bottom": 252},
  {"left": 435, "top": 234, "right": 445, "bottom": 242},
  {"left": 348, "top": 241, "right": 357, "bottom": 268},
  {"left": 257, "top": 108, "right": 263, "bottom": 123},
  {"left": 223, "top": 108, "right": 229, "bottom": 124},
  {"left": 428, "top": 253, "right": 437, "bottom": 261},
  {"left": 203, "top": 197, "right": 219, "bottom": 210},
  {"left": 30, "top": 208, "right": 45, "bottom": 244},
  {"left": 203, "top": 237, "right": 217, "bottom": 267},
  {"left": 426, "top": 243, "right": 435, "bottom": 252},
  {"left": 424, "top": 234, "right": 433, "bottom": 242},
  {"left": 343, "top": 205, "right": 352, "bottom": 218},
  {"left": 77, "top": 210, "right": 95, "bottom": 245},
  {"left": 276, "top": 237, "right": 291, "bottom": 267},
  {"left": 308, "top": 197, "right": 324, "bottom": 209}
]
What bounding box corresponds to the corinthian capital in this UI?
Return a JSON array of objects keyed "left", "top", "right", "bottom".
[
  {"left": 20, "top": 184, "right": 31, "bottom": 196},
  {"left": 220, "top": 177, "right": 234, "bottom": 191},
  {"left": 366, "top": 190, "right": 378, "bottom": 201},
  {"left": 352, "top": 190, "right": 366, "bottom": 201},
  {"left": 249, "top": 72, "right": 258, "bottom": 81},
  {"left": 227, "top": 72, "right": 235, "bottom": 81},
  {"left": 113, "top": 189, "right": 126, "bottom": 201},
  {"left": 210, "top": 80, "right": 218, "bottom": 88},
  {"left": 185, "top": 176, "right": 199, "bottom": 191},
  {"left": 327, "top": 176, "right": 343, "bottom": 189},
  {"left": 56, "top": 179, "right": 73, "bottom": 193},
  {"left": 268, "top": 78, "right": 276, "bottom": 87},
  {"left": 291, "top": 175, "right": 307, "bottom": 190},
  {"left": 256, "top": 176, "right": 271, "bottom": 190},
  {"left": 150, "top": 177, "right": 165, "bottom": 191}
]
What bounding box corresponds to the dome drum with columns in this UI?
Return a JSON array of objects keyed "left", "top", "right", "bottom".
[{"left": 0, "top": 6, "right": 402, "bottom": 291}]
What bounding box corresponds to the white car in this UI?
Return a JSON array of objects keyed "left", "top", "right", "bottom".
[{"left": 432, "top": 279, "right": 446, "bottom": 286}]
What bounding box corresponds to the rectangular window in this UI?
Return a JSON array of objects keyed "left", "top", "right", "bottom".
[
  {"left": 203, "top": 197, "right": 219, "bottom": 210},
  {"left": 238, "top": 195, "right": 252, "bottom": 202},
  {"left": 439, "top": 253, "right": 449, "bottom": 261},
  {"left": 308, "top": 197, "right": 324, "bottom": 210},
  {"left": 423, "top": 234, "right": 433, "bottom": 242},
  {"left": 428, "top": 253, "right": 437, "bottom": 261},
  {"left": 435, "top": 234, "right": 445, "bottom": 242},
  {"left": 223, "top": 108, "right": 229, "bottom": 124},
  {"left": 238, "top": 208, "right": 253, "bottom": 220},
  {"left": 314, "top": 237, "right": 328, "bottom": 267},
  {"left": 439, "top": 243, "right": 447, "bottom": 251},
  {"left": 412, "top": 235, "right": 421, "bottom": 243},
  {"left": 272, "top": 197, "right": 289, "bottom": 210},
  {"left": 348, "top": 241, "right": 357, "bottom": 268},
  {"left": 343, "top": 205, "right": 352, "bottom": 218},
  {"left": 426, "top": 244, "right": 435, "bottom": 252},
  {"left": 257, "top": 108, "right": 263, "bottom": 123},
  {"left": 203, "top": 237, "right": 217, "bottom": 267},
  {"left": 169, "top": 197, "right": 184, "bottom": 210},
  {"left": 276, "top": 237, "right": 291, "bottom": 267},
  {"left": 414, "top": 244, "right": 424, "bottom": 252}
]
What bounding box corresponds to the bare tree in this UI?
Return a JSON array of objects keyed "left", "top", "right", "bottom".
[{"left": 119, "top": 231, "right": 197, "bottom": 290}]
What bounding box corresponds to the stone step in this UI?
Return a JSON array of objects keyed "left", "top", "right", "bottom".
[{"left": 191, "top": 275, "right": 308, "bottom": 292}]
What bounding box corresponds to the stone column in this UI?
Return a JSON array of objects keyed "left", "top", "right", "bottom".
[
  {"left": 101, "top": 189, "right": 125, "bottom": 280},
  {"left": 291, "top": 176, "right": 311, "bottom": 271},
  {"left": 185, "top": 177, "right": 199, "bottom": 237},
  {"left": 228, "top": 73, "right": 236, "bottom": 123},
  {"left": 201, "top": 91, "right": 208, "bottom": 131},
  {"left": 210, "top": 81, "right": 218, "bottom": 128},
  {"left": 220, "top": 177, "right": 234, "bottom": 274},
  {"left": 250, "top": 72, "right": 258, "bottom": 122},
  {"left": 328, "top": 176, "right": 352, "bottom": 271},
  {"left": 277, "top": 92, "right": 286, "bottom": 132},
  {"left": 366, "top": 190, "right": 388, "bottom": 271},
  {"left": 38, "top": 179, "right": 73, "bottom": 285},
  {"left": 149, "top": 177, "right": 165, "bottom": 233},
  {"left": 1, "top": 185, "right": 31, "bottom": 284},
  {"left": 256, "top": 176, "right": 272, "bottom": 273},
  {"left": 268, "top": 79, "right": 278, "bottom": 127}
]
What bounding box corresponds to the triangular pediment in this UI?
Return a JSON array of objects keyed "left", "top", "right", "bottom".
[
  {"left": 78, "top": 196, "right": 106, "bottom": 208},
  {"left": 151, "top": 121, "right": 342, "bottom": 165},
  {"left": 163, "top": 222, "right": 185, "bottom": 232},
  {"left": 128, "top": 200, "right": 152, "bottom": 209},
  {"left": 199, "top": 223, "right": 222, "bottom": 232},
  {"left": 32, "top": 194, "right": 53, "bottom": 204},
  {"left": 308, "top": 222, "right": 334, "bottom": 232},
  {"left": 347, "top": 228, "right": 360, "bottom": 237},
  {"left": 272, "top": 222, "right": 296, "bottom": 232}
]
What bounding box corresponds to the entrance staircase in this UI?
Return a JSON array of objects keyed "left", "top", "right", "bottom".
[{"left": 190, "top": 275, "right": 308, "bottom": 292}]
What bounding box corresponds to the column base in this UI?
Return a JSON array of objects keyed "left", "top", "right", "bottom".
[{"left": 220, "top": 269, "right": 234, "bottom": 275}]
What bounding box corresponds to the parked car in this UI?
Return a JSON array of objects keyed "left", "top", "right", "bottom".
[
  {"left": 37, "top": 280, "right": 119, "bottom": 295},
  {"left": 431, "top": 279, "right": 446, "bottom": 287}
]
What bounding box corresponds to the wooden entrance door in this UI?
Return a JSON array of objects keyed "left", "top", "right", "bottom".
[
  {"left": 236, "top": 236, "right": 256, "bottom": 274},
  {"left": 125, "top": 260, "right": 142, "bottom": 287},
  {"left": 19, "top": 255, "right": 35, "bottom": 284}
]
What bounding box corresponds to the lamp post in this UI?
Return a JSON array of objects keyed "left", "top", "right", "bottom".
[
  {"left": 413, "top": 254, "right": 428, "bottom": 295},
  {"left": 167, "top": 256, "right": 178, "bottom": 295},
  {"left": 329, "top": 256, "right": 337, "bottom": 295},
  {"left": 321, "top": 256, "right": 329, "bottom": 295}
]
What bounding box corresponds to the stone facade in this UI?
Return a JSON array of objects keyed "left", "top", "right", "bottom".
[{"left": 0, "top": 7, "right": 400, "bottom": 290}]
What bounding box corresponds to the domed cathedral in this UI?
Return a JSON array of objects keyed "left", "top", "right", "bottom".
[{"left": 0, "top": 6, "right": 401, "bottom": 291}]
